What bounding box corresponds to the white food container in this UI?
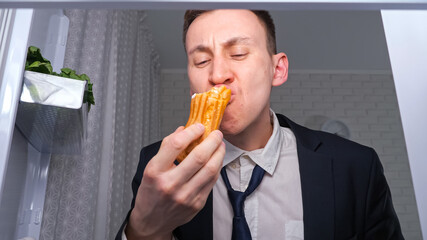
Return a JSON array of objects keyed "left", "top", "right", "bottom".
[{"left": 15, "top": 71, "right": 88, "bottom": 154}]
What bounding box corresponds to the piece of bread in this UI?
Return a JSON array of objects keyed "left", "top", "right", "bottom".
[{"left": 176, "top": 86, "right": 231, "bottom": 162}]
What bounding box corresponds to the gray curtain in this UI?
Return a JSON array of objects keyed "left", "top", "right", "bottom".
[{"left": 40, "top": 9, "right": 160, "bottom": 240}]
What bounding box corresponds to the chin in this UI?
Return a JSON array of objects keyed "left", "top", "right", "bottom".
[
  {"left": 219, "top": 108, "right": 246, "bottom": 136},
  {"left": 219, "top": 120, "right": 241, "bottom": 136}
]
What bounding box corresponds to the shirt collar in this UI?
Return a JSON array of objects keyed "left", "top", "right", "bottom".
[{"left": 222, "top": 109, "right": 283, "bottom": 175}]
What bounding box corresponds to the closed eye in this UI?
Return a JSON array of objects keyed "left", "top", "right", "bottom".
[
  {"left": 231, "top": 53, "right": 248, "bottom": 60},
  {"left": 195, "top": 59, "right": 210, "bottom": 67}
]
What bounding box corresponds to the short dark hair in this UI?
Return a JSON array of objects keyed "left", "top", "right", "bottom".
[{"left": 183, "top": 10, "right": 277, "bottom": 55}]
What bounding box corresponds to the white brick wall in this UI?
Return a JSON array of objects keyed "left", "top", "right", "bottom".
[{"left": 159, "top": 69, "right": 422, "bottom": 239}]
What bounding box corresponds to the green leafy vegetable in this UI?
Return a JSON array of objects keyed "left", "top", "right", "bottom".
[{"left": 25, "top": 46, "right": 95, "bottom": 111}]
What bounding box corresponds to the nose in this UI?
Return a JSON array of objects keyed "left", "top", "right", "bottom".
[{"left": 209, "top": 57, "right": 233, "bottom": 85}]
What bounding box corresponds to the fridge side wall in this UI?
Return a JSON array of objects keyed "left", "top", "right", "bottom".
[
  {"left": 0, "top": 9, "right": 69, "bottom": 240},
  {"left": 0, "top": 8, "right": 34, "bottom": 240},
  {"left": 0, "top": 129, "right": 29, "bottom": 239}
]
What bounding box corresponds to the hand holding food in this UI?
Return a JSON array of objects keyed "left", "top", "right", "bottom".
[{"left": 127, "top": 121, "right": 226, "bottom": 239}]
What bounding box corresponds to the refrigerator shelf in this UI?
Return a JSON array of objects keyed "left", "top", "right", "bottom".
[{"left": 15, "top": 71, "right": 88, "bottom": 154}]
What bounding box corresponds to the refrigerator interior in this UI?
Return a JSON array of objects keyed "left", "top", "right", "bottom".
[{"left": 0, "top": 9, "right": 69, "bottom": 240}]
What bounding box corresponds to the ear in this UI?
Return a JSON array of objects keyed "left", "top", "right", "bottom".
[{"left": 272, "top": 52, "right": 289, "bottom": 87}]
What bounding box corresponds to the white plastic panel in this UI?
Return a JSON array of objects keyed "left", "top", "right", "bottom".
[
  {"left": 27, "top": 9, "right": 69, "bottom": 72},
  {"left": 15, "top": 146, "right": 50, "bottom": 240},
  {"left": 0, "top": 129, "right": 29, "bottom": 240},
  {"left": 0, "top": 8, "right": 33, "bottom": 208},
  {"left": 0, "top": 0, "right": 427, "bottom": 10},
  {"left": 382, "top": 10, "right": 427, "bottom": 239}
]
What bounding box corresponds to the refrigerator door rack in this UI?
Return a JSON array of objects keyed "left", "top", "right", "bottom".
[{"left": 15, "top": 70, "right": 88, "bottom": 154}]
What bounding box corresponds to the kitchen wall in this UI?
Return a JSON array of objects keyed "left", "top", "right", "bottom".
[
  {"left": 158, "top": 69, "right": 422, "bottom": 239},
  {"left": 145, "top": 10, "right": 391, "bottom": 71}
]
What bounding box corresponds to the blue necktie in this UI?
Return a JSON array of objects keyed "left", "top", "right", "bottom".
[{"left": 220, "top": 164, "right": 265, "bottom": 240}]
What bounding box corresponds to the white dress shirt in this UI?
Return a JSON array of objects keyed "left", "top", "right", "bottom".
[
  {"left": 123, "top": 110, "right": 304, "bottom": 240},
  {"left": 213, "top": 110, "right": 304, "bottom": 240}
]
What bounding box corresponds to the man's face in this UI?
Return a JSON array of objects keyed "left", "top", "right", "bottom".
[{"left": 185, "top": 10, "right": 287, "bottom": 136}]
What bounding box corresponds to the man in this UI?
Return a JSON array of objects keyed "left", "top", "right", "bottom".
[{"left": 117, "top": 9, "right": 403, "bottom": 240}]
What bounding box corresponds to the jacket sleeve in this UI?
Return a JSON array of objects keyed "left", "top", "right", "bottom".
[
  {"left": 364, "top": 149, "right": 404, "bottom": 240},
  {"left": 115, "top": 141, "right": 162, "bottom": 240}
]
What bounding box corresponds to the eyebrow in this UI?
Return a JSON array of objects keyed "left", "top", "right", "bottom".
[
  {"left": 188, "top": 36, "right": 252, "bottom": 56},
  {"left": 223, "top": 36, "right": 251, "bottom": 48},
  {"left": 188, "top": 45, "right": 211, "bottom": 56}
]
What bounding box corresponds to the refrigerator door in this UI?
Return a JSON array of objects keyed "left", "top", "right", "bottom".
[
  {"left": 0, "top": 9, "right": 69, "bottom": 240},
  {"left": 0, "top": 9, "right": 34, "bottom": 240}
]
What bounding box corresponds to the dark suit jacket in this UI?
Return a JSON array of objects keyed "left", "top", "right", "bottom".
[{"left": 116, "top": 114, "right": 404, "bottom": 240}]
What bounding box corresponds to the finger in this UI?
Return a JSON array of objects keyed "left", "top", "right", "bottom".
[
  {"left": 174, "top": 126, "right": 185, "bottom": 133},
  {"left": 153, "top": 123, "right": 205, "bottom": 170},
  {"left": 189, "top": 141, "right": 225, "bottom": 193},
  {"left": 178, "top": 141, "right": 225, "bottom": 208},
  {"left": 174, "top": 130, "right": 224, "bottom": 184}
]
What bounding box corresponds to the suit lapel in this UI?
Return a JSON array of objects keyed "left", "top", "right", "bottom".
[
  {"left": 277, "top": 114, "right": 335, "bottom": 240},
  {"left": 297, "top": 144, "right": 335, "bottom": 240}
]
